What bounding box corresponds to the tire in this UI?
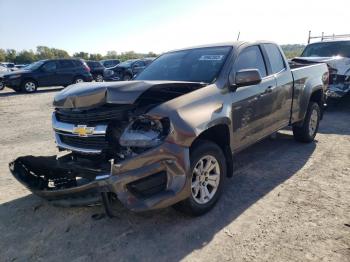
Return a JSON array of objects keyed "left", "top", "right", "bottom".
[
  {"left": 123, "top": 74, "right": 132, "bottom": 81},
  {"left": 21, "top": 79, "right": 37, "bottom": 93},
  {"left": 73, "top": 76, "right": 85, "bottom": 84},
  {"left": 173, "top": 140, "right": 226, "bottom": 216},
  {"left": 293, "top": 102, "right": 320, "bottom": 143},
  {"left": 0, "top": 81, "right": 4, "bottom": 90},
  {"left": 95, "top": 74, "right": 104, "bottom": 82}
]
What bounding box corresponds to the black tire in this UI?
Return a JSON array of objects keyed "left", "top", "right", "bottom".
[
  {"left": 21, "top": 79, "right": 37, "bottom": 93},
  {"left": 173, "top": 140, "right": 226, "bottom": 216},
  {"left": 293, "top": 102, "right": 320, "bottom": 143},
  {"left": 95, "top": 74, "right": 104, "bottom": 82},
  {"left": 0, "top": 81, "right": 4, "bottom": 90},
  {"left": 73, "top": 76, "right": 85, "bottom": 84},
  {"left": 123, "top": 74, "right": 132, "bottom": 81}
]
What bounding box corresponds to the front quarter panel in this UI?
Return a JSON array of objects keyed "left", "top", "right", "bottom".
[{"left": 148, "top": 84, "right": 232, "bottom": 148}]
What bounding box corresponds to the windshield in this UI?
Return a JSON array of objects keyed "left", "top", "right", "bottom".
[
  {"left": 301, "top": 41, "right": 350, "bottom": 58},
  {"left": 118, "top": 60, "right": 137, "bottom": 67},
  {"left": 135, "top": 46, "right": 232, "bottom": 83},
  {"left": 25, "top": 61, "right": 45, "bottom": 70}
]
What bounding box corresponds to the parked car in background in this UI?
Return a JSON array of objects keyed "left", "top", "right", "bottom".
[
  {"left": 0, "top": 65, "right": 9, "bottom": 90},
  {"left": 100, "top": 59, "right": 120, "bottom": 68},
  {"left": 292, "top": 36, "right": 350, "bottom": 98},
  {"left": 9, "top": 41, "right": 328, "bottom": 216},
  {"left": 85, "top": 60, "right": 105, "bottom": 82},
  {"left": 0, "top": 62, "right": 16, "bottom": 71},
  {"left": 15, "top": 64, "right": 29, "bottom": 69},
  {"left": 2, "top": 58, "right": 93, "bottom": 93},
  {"left": 104, "top": 58, "right": 155, "bottom": 81}
]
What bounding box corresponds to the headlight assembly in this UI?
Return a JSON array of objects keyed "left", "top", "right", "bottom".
[{"left": 119, "top": 116, "right": 170, "bottom": 148}]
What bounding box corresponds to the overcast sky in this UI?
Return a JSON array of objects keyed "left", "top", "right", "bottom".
[{"left": 0, "top": 0, "right": 349, "bottom": 55}]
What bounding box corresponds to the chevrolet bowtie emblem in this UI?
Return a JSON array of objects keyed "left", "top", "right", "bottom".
[{"left": 73, "top": 125, "right": 95, "bottom": 137}]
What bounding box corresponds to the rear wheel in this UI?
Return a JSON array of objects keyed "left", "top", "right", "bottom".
[
  {"left": 96, "top": 74, "right": 104, "bottom": 82},
  {"left": 73, "top": 76, "right": 85, "bottom": 84},
  {"left": 123, "top": 74, "right": 132, "bottom": 81},
  {"left": 21, "top": 80, "right": 37, "bottom": 93},
  {"left": 173, "top": 140, "right": 226, "bottom": 216},
  {"left": 293, "top": 102, "right": 320, "bottom": 143},
  {"left": 0, "top": 81, "right": 4, "bottom": 90}
]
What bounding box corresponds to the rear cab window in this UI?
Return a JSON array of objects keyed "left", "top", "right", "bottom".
[
  {"left": 235, "top": 46, "right": 267, "bottom": 77},
  {"left": 262, "top": 44, "right": 286, "bottom": 74}
]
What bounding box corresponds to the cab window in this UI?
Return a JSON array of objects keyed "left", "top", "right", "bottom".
[
  {"left": 235, "top": 46, "right": 267, "bottom": 77},
  {"left": 263, "top": 44, "right": 286, "bottom": 74}
]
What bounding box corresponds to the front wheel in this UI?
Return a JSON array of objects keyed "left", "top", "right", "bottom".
[
  {"left": 173, "top": 140, "right": 226, "bottom": 216},
  {"left": 293, "top": 102, "right": 320, "bottom": 143},
  {"left": 21, "top": 80, "right": 37, "bottom": 93},
  {"left": 0, "top": 81, "right": 4, "bottom": 90}
]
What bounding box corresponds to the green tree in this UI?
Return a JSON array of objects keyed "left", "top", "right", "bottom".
[
  {"left": 73, "top": 52, "right": 89, "bottom": 60},
  {"left": 5, "top": 49, "right": 17, "bottom": 62},
  {"left": 118, "top": 51, "right": 142, "bottom": 61},
  {"left": 145, "top": 51, "right": 158, "bottom": 58},
  {"left": 51, "top": 48, "right": 70, "bottom": 58},
  {"left": 15, "top": 50, "right": 36, "bottom": 64},
  {"left": 36, "top": 46, "right": 54, "bottom": 60},
  {"left": 0, "top": 49, "right": 6, "bottom": 62},
  {"left": 89, "top": 53, "right": 103, "bottom": 61},
  {"left": 104, "top": 51, "right": 118, "bottom": 59}
]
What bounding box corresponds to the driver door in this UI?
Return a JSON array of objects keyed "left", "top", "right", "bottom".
[
  {"left": 231, "top": 45, "right": 277, "bottom": 151},
  {"left": 37, "top": 61, "right": 59, "bottom": 86}
]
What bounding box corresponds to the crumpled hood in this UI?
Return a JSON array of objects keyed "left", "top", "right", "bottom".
[
  {"left": 53, "top": 80, "right": 203, "bottom": 109},
  {"left": 293, "top": 56, "right": 350, "bottom": 75}
]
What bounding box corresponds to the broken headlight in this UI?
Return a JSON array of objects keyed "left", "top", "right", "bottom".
[{"left": 119, "top": 116, "right": 170, "bottom": 148}]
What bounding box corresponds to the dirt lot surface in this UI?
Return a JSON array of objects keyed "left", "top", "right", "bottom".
[{"left": 0, "top": 87, "right": 349, "bottom": 262}]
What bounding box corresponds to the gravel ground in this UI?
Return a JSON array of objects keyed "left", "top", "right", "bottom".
[{"left": 0, "top": 87, "right": 349, "bottom": 262}]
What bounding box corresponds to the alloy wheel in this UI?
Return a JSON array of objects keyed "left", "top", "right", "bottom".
[
  {"left": 191, "top": 155, "right": 221, "bottom": 204},
  {"left": 24, "top": 82, "right": 36, "bottom": 92},
  {"left": 309, "top": 108, "right": 318, "bottom": 137}
]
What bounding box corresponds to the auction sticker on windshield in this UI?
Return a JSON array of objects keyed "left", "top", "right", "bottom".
[{"left": 199, "top": 55, "right": 224, "bottom": 61}]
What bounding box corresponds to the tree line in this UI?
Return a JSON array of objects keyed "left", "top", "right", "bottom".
[
  {"left": 0, "top": 44, "right": 304, "bottom": 64},
  {"left": 0, "top": 46, "right": 158, "bottom": 64}
]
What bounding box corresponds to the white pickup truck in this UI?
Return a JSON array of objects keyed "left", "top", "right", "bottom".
[{"left": 292, "top": 39, "right": 350, "bottom": 98}]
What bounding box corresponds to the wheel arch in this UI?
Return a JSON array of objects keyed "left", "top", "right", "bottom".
[{"left": 190, "top": 124, "right": 233, "bottom": 178}]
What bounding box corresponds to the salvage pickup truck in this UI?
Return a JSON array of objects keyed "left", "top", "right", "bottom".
[
  {"left": 292, "top": 39, "right": 350, "bottom": 98},
  {"left": 9, "top": 41, "right": 329, "bottom": 216}
]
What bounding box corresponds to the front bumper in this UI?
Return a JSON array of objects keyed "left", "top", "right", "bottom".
[
  {"left": 3, "top": 77, "right": 21, "bottom": 89},
  {"left": 103, "top": 76, "right": 121, "bottom": 82},
  {"left": 327, "top": 83, "right": 350, "bottom": 98},
  {"left": 9, "top": 142, "right": 191, "bottom": 211},
  {"left": 327, "top": 74, "right": 350, "bottom": 98}
]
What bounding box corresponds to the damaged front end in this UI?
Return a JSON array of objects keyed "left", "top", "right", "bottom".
[
  {"left": 9, "top": 81, "right": 201, "bottom": 212},
  {"left": 327, "top": 73, "right": 350, "bottom": 98}
]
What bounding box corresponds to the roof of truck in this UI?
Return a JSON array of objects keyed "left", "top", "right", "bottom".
[{"left": 167, "top": 40, "right": 276, "bottom": 53}]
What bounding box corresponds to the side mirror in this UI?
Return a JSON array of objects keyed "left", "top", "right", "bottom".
[{"left": 229, "top": 69, "right": 262, "bottom": 88}]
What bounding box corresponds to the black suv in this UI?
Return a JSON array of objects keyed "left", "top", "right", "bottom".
[
  {"left": 3, "top": 59, "right": 93, "bottom": 93},
  {"left": 104, "top": 58, "right": 154, "bottom": 81},
  {"left": 100, "top": 59, "right": 120, "bottom": 68},
  {"left": 86, "top": 60, "right": 105, "bottom": 82}
]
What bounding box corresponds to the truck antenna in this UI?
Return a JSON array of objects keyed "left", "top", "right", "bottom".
[{"left": 237, "top": 31, "right": 241, "bottom": 41}]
